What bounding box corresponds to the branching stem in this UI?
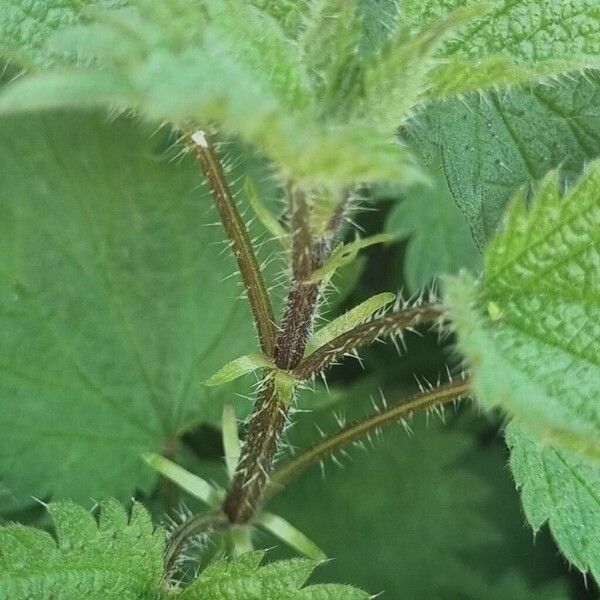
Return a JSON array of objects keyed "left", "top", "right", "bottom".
[
  {"left": 265, "top": 378, "right": 471, "bottom": 498},
  {"left": 294, "top": 304, "right": 444, "bottom": 379},
  {"left": 164, "top": 379, "right": 471, "bottom": 566},
  {"left": 223, "top": 185, "right": 343, "bottom": 524},
  {"left": 164, "top": 509, "right": 230, "bottom": 576},
  {"left": 192, "top": 130, "right": 276, "bottom": 357}
]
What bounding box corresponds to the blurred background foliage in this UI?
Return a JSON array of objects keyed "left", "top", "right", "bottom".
[{"left": 0, "top": 53, "right": 599, "bottom": 600}]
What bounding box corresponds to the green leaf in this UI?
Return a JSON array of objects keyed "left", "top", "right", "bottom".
[
  {"left": 305, "top": 292, "right": 395, "bottom": 355},
  {"left": 360, "top": 5, "right": 489, "bottom": 131},
  {"left": 205, "top": 354, "right": 275, "bottom": 387},
  {"left": 143, "top": 453, "right": 222, "bottom": 507},
  {"left": 446, "top": 162, "right": 600, "bottom": 458},
  {"left": 355, "top": 0, "right": 398, "bottom": 54},
  {"left": 204, "top": 1, "right": 312, "bottom": 111},
  {"left": 309, "top": 234, "right": 391, "bottom": 283},
  {"left": 410, "top": 74, "right": 600, "bottom": 248},
  {"left": 404, "top": 0, "right": 600, "bottom": 94},
  {"left": 0, "top": 1, "right": 422, "bottom": 188},
  {"left": 428, "top": 55, "right": 586, "bottom": 99},
  {"left": 299, "top": 0, "right": 363, "bottom": 119},
  {"left": 507, "top": 422, "right": 600, "bottom": 582},
  {"left": 0, "top": 0, "right": 125, "bottom": 68},
  {"left": 245, "top": 178, "right": 288, "bottom": 243},
  {"left": 256, "top": 512, "right": 327, "bottom": 562},
  {"left": 385, "top": 156, "right": 481, "bottom": 292},
  {"left": 0, "top": 110, "right": 277, "bottom": 508},
  {"left": 248, "top": 0, "right": 307, "bottom": 38},
  {"left": 0, "top": 500, "right": 165, "bottom": 599},
  {"left": 180, "top": 551, "right": 369, "bottom": 600},
  {"left": 0, "top": 504, "right": 369, "bottom": 599},
  {"left": 274, "top": 370, "right": 297, "bottom": 406}
]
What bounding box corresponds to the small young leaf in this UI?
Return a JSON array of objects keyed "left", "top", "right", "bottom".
[
  {"left": 274, "top": 370, "right": 297, "bottom": 406},
  {"left": 360, "top": 4, "right": 489, "bottom": 131},
  {"left": 429, "top": 54, "right": 599, "bottom": 99},
  {"left": 143, "top": 453, "right": 222, "bottom": 507},
  {"left": 206, "top": 1, "right": 312, "bottom": 111},
  {"left": 205, "top": 354, "right": 275, "bottom": 386},
  {"left": 309, "top": 234, "right": 391, "bottom": 283},
  {"left": 245, "top": 178, "right": 288, "bottom": 243},
  {"left": 300, "top": 0, "right": 363, "bottom": 119},
  {"left": 305, "top": 292, "right": 396, "bottom": 355},
  {"left": 256, "top": 512, "right": 327, "bottom": 561}
]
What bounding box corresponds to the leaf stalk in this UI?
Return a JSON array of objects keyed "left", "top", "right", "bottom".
[
  {"left": 294, "top": 304, "right": 444, "bottom": 379},
  {"left": 266, "top": 378, "right": 471, "bottom": 497}
]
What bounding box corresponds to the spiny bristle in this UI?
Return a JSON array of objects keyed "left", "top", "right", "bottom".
[{"left": 400, "top": 418, "right": 414, "bottom": 435}]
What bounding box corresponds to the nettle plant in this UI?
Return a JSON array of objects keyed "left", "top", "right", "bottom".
[{"left": 0, "top": 0, "right": 599, "bottom": 597}]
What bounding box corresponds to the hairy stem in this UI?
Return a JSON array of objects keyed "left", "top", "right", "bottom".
[
  {"left": 275, "top": 185, "right": 319, "bottom": 370},
  {"left": 294, "top": 304, "right": 443, "bottom": 379},
  {"left": 164, "top": 380, "right": 469, "bottom": 566},
  {"left": 222, "top": 378, "right": 287, "bottom": 523},
  {"left": 265, "top": 378, "right": 471, "bottom": 498},
  {"left": 192, "top": 130, "right": 276, "bottom": 357},
  {"left": 164, "top": 510, "right": 230, "bottom": 576},
  {"left": 223, "top": 185, "right": 343, "bottom": 524}
]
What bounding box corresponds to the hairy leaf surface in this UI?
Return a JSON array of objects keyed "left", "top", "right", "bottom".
[
  {"left": 411, "top": 75, "right": 600, "bottom": 248},
  {"left": 180, "top": 551, "right": 369, "bottom": 599},
  {"left": 0, "top": 500, "right": 164, "bottom": 599},
  {"left": 385, "top": 157, "right": 481, "bottom": 291},
  {"left": 248, "top": 0, "right": 307, "bottom": 37},
  {"left": 447, "top": 162, "right": 600, "bottom": 575},
  {"left": 0, "top": 111, "right": 276, "bottom": 508},
  {"left": 0, "top": 0, "right": 125, "bottom": 67},
  {"left": 447, "top": 163, "right": 600, "bottom": 457},
  {"left": 506, "top": 422, "right": 600, "bottom": 582},
  {"left": 404, "top": 0, "right": 600, "bottom": 91},
  {"left": 0, "top": 1, "right": 421, "bottom": 187},
  {"left": 0, "top": 503, "right": 368, "bottom": 599}
]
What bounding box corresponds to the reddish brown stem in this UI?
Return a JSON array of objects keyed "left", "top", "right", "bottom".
[
  {"left": 294, "top": 304, "right": 444, "bottom": 379},
  {"left": 266, "top": 378, "right": 471, "bottom": 499},
  {"left": 222, "top": 185, "right": 342, "bottom": 523},
  {"left": 192, "top": 130, "right": 276, "bottom": 357}
]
